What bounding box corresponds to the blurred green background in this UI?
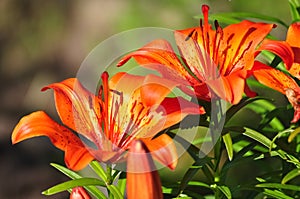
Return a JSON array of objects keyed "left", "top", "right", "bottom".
[{"left": 0, "top": 0, "right": 292, "bottom": 198}]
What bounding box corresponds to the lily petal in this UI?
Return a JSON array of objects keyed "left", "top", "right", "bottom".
[
  {"left": 159, "top": 96, "right": 206, "bottom": 129},
  {"left": 206, "top": 69, "right": 248, "bottom": 104},
  {"left": 175, "top": 21, "right": 275, "bottom": 76},
  {"left": 140, "top": 74, "right": 181, "bottom": 107},
  {"left": 286, "top": 88, "right": 300, "bottom": 123},
  {"left": 42, "top": 78, "right": 103, "bottom": 143},
  {"left": 252, "top": 61, "right": 298, "bottom": 94},
  {"left": 286, "top": 22, "right": 300, "bottom": 47},
  {"left": 256, "top": 39, "right": 294, "bottom": 69},
  {"left": 252, "top": 61, "right": 300, "bottom": 123},
  {"left": 11, "top": 111, "right": 94, "bottom": 170},
  {"left": 221, "top": 21, "right": 275, "bottom": 72},
  {"left": 127, "top": 140, "right": 163, "bottom": 199},
  {"left": 117, "top": 39, "right": 198, "bottom": 86},
  {"left": 286, "top": 22, "right": 300, "bottom": 79},
  {"left": 142, "top": 134, "right": 178, "bottom": 170}
]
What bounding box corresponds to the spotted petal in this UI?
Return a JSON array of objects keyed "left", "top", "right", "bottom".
[
  {"left": 286, "top": 22, "right": 300, "bottom": 79},
  {"left": 252, "top": 61, "right": 300, "bottom": 123},
  {"left": 11, "top": 111, "right": 94, "bottom": 170},
  {"left": 42, "top": 78, "right": 103, "bottom": 144}
]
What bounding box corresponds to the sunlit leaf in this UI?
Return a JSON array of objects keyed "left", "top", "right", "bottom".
[
  {"left": 107, "top": 184, "right": 123, "bottom": 199},
  {"left": 187, "top": 181, "right": 210, "bottom": 188},
  {"left": 243, "top": 127, "right": 277, "bottom": 149},
  {"left": 288, "top": 126, "right": 300, "bottom": 142},
  {"left": 51, "top": 163, "right": 107, "bottom": 199},
  {"left": 223, "top": 133, "right": 233, "bottom": 161},
  {"left": 89, "top": 161, "right": 107, "bottom": 182},
  {"left": 263, "top": 188, "right": 294, "bottom": 199},
  {"left": 282, "top": 168, "right": 300, "bottom": 184},
  {"left": 42, "top": 178, "right": 106, "bottom": 196},
  {"left": 217, "top": 185, "right": 232, "bottom": 199},
  {"left": 256, "top": 183, "right": 300, "bottom": 191},
  {"left": 117, "top": 172, "right": 126, "bottom": 196},
  {"left": 289, "top": 0, "right": 300, "bottom": 22}
]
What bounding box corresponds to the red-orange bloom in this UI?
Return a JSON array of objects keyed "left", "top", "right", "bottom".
[
  {"left": 127, "top": 139, "right": 163, "bottom": 199},
  {"left": 118, "top": 5, "right": 275, "bottom": 104},
  {"left": 12, "top": 72, "right": 205, "bottom": 170},
  {"left": 252, "top": 61, "right": 300, "bottom": 123},
  {"left": 257, "top": 22, "right": 300, "bottom": 80}
]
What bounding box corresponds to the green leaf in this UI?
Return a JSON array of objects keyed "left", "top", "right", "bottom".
[
  {"left": 42, "top": 178, "right": 106, "bottom": 196},
  {"left": 289, "top": 0, "right": 300, "bottom": 22},
  {"left": 50, "top": 163, "right": 107, "bottom": 199},
  {"left": 107, "top": 184, "right": 124, "bottom": 199},
  {"left": 256, "top": 183, "right": 300, "bottom": 191},
  {"left": 51, "top": 163, "right": 82, "bottom": 179},
  {"left": 223, "top": 133, "right": 233, "bottom": 161},
  {"left": 282, "top": 168, "right": 300, "bottom": 184},
  {"left": 206, "top": 12, "right": 288, "bottom": 28},
  {"left": 89, "top": 161, "right": 107, "bottom": 181},
  {"left": 288, "top": 126, "right": 300, "bottom": 142},
  {"left": 217, "top": 185, "right": 232, "bottom": 199},
  {"left": 263, "top": 188, "right": 294, "bottom": 199},
  {"left": 243, "top": 127, "right": 277, "bottom": 149},
  {"left": 117, "top": 172, "right": 126, "bottom": 196},
  {"left": 187, "top": 181, "right": 210, "bottom": 188}
]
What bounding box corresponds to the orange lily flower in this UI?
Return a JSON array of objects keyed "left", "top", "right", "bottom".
[
  {"left": 118, "top": 5, "right": 275, "bottom": 104},
  {"left": 127, "top": 139, "right": 163, "bottom": 199},
  {"left": 12, "top": 72, "right": 205, "bottom": 171},
  {"left": 252, "top": 61, "right": 300, "bottom": 123},
  {"left": 257, "top": 22, "right": 300, "bottom": 80}
]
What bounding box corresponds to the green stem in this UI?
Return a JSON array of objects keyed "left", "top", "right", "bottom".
[{"left": 106, "top": 164, "right": 113, "bottom": 199}]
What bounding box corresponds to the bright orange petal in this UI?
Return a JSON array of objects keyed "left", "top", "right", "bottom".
[
  {"left": 158, "top": 96, "right": 205, "bottom": 129},
  {"left": 174, "top": 27, "right": 213, "bottom": 81},
  {"left": 109, "top": 72, "right": 144, "bottom": 95},
  {"left": 286, "top": 22, "right": 300, "bottom": 79},
  {"left": 127, "top": 140, "right": 163, "bottom": 199},
  {"left": 288, "top": 62, "right": 300, "bottom": 80},
  {"left": 42, "top": 78, "right": 102, "bottom": 143},
  {"left": 221, "top": 21, "right": 275, "bottom": 73},
  {"left": 286, "top": 22, "right": 300, "bottom": 47},
  {"left": 142, "top": 134, "right": 177, "bottom": 170},
  {"left": 12, "top": 111, "right": 94, "bottom": 170},
  {"left": 175, "top": 21, "right": 274, "bottom": 77},
  {"left": 252, "top": 61, "right": 298, "bottom": 94},
  {"left": 256, "top": 39, "right": 294, "bottom": 69},
  {"left": 140, "top": 74, "right": 180, "bottom": 107},
  {"left": 117, "top": 39, "right": 197, "bottom": 86},
  {"left": 207, "top": 69, "right": 248, "bottom": 104}
]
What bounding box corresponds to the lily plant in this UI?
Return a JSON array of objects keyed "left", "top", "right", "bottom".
[{"left": 11, "top": 1, "right": 300, "bottom": 199}]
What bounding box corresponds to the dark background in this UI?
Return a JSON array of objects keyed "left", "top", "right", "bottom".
[{"left": 0, "top": 0, "right": 290, "bottom": 198}]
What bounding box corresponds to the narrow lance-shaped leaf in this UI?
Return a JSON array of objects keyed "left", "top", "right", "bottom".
[
  {"left": 223, "top": 133, "right": 233, "bottom": 161},
  {"left": 282, "top": 168, "right": 300, "bottom": 184},
  {"left": 42, "top": 178, "right": 106, "bottom": 196},
  {"left": 204, "top": 12, "right": 288, "bottom": 28},
  {"left": 243, "top": 127, "right": 277, "bottom": 149},
  {"left": 50, "top": 163, "right": 107, "bottom": 199}
]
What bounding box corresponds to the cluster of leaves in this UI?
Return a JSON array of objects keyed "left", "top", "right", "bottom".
[{"left": 41, "top": 1, "right": 300, "bottom": 198}]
